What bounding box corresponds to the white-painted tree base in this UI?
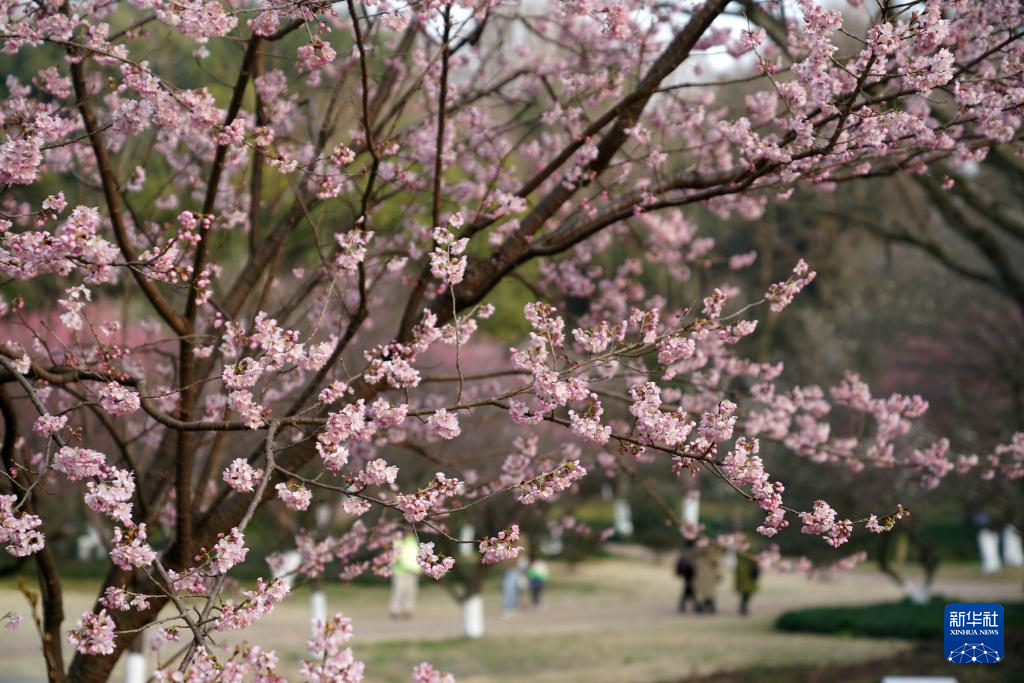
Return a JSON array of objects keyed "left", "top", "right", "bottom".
[
  {"left": 310, "top": 588, "right": 327, "bottom": 643},
  {"left": 612, "top": 498, "right": 633, "bottom": 537},
  {"left": 1003, "top": 524, "right": 1024, "bottom": 566},
  {"left": 459, "top": 524, "right": 476, "bottom": 558},
  {"left": 462, "top": 594, "right": 485, "bottom": 639},
  {"left": 901, "top": 580, "right": 931, "bottom": 605},
  {"left": 124, "top": 652, "right": 146, "bottom": 683},
  {"left": 978, "top": 529, "right": 1002, "bottom": 574},
  {"left": 682, "top": 492, "right": 700, "bottom": 527}
]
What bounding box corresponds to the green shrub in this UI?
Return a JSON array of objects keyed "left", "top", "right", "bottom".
[{"left": 776, "top": 597, "right": 1024, "bottom": 640}]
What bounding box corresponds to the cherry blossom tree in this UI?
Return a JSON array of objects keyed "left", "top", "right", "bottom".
[{"left": 0, "top": 0, "right": 1022, "bottom": 680}]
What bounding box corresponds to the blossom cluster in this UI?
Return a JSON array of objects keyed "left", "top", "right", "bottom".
[
  {"left": 417, "top": 542, "right": 456, "bottom": 580},
  {"left": 516, "top": 461, "right": 588, "bottom": 504},
  {"left": 479, "top": 525, "right": 523, "bottom": 565},
  {"left": 395, "top": 473, "right": 462, "bottom": 523},
  {"left": 301, "top": 613, "right": 365, "bottom": 682},
  {"left": 0, "top": 494, "right": 44, "bottom": 557},
  {"left": 429, "top": 214, "right": 469, "bottom": 286}
]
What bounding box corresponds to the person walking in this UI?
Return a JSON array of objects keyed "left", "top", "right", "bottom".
[
  {"left": 675, "top": 540, "right": 698, "bottom": 613},
  {"left": 734, "top": 553, "right": 760, "bottom": 615},
  {"left": 501, "top": 534, "right": 530, "bottom": 617},
  {"left": 389, "top": 532, "right": 421, "bottom": 619},
  {"left": 693, "top": 543, "right": 723, "bottom": 614},
  {"left": 526, "top": 556, "right": 551, "bottom": 609}
]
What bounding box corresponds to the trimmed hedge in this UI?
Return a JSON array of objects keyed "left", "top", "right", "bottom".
[{"left": 776, "top": 597, "right": 1024, "bottom": 640}]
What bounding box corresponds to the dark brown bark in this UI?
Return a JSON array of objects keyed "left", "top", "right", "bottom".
[
  {"left": 917, "top": 175, "right": 1024, "bottom": 313},
  {"left": 68, "top": 52, "right": 187, "bottom": 336},
  {"left": 0, "top": 388, "right": 67, "bottom": 683},
  {"left": 397, "top": 0, "right": 732, "bottom": 340}
]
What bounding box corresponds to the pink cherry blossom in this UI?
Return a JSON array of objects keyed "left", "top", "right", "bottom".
[
  {"left": 209, "top": 527, "right": 248, "bottom": 574},
  {"left": 54, "top": 447, "right": 106, "bottom": 481},
  {"left": 0, "top": 494, "right": 45, "bottom": 557},
  {"left": 98, "top": 383, "right": 140, "bottom": 417},
  {"left": 427, "top": 409, "right": 461, "bottom": 440},
  {"left": 276, "top": 482, "right": 312, "bottom": 511},
  {"left": 33, "top": 414, "right": 67, "bottom": 438},
  {"left": 223, "top": 458, "right": 260, "bottom": 493},
  {"left": 301, "top": 613, "right": 364, "bottom": 682},
  {"left": 412, "top": 662, "right": 457, "bottom": 683},
  {"left": 110, "top": 524, "right": 157, "bottom": 571},
  {"left": 479, "top": 525, "right": 523, "bottom": 565},
  {"left": 417, "top": 542, "right": 456, "bottom": 580},
  {"left": 68, "top": 610, "right": 116, "bottom": 656}
]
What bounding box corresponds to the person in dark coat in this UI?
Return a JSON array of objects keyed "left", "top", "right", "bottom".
[{"left": 675, "top": 540, "right": 698, "bottom": 613}]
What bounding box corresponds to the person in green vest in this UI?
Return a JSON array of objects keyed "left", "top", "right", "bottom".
[
  {"left": 389, "top": 532, "right": 422, "bottom": 619},
  {"left": 734, "top": 553, "right": 761, "bottom": 616},
  {"left": 526, "top": 555, "right": 551, "bottom": 609}
]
